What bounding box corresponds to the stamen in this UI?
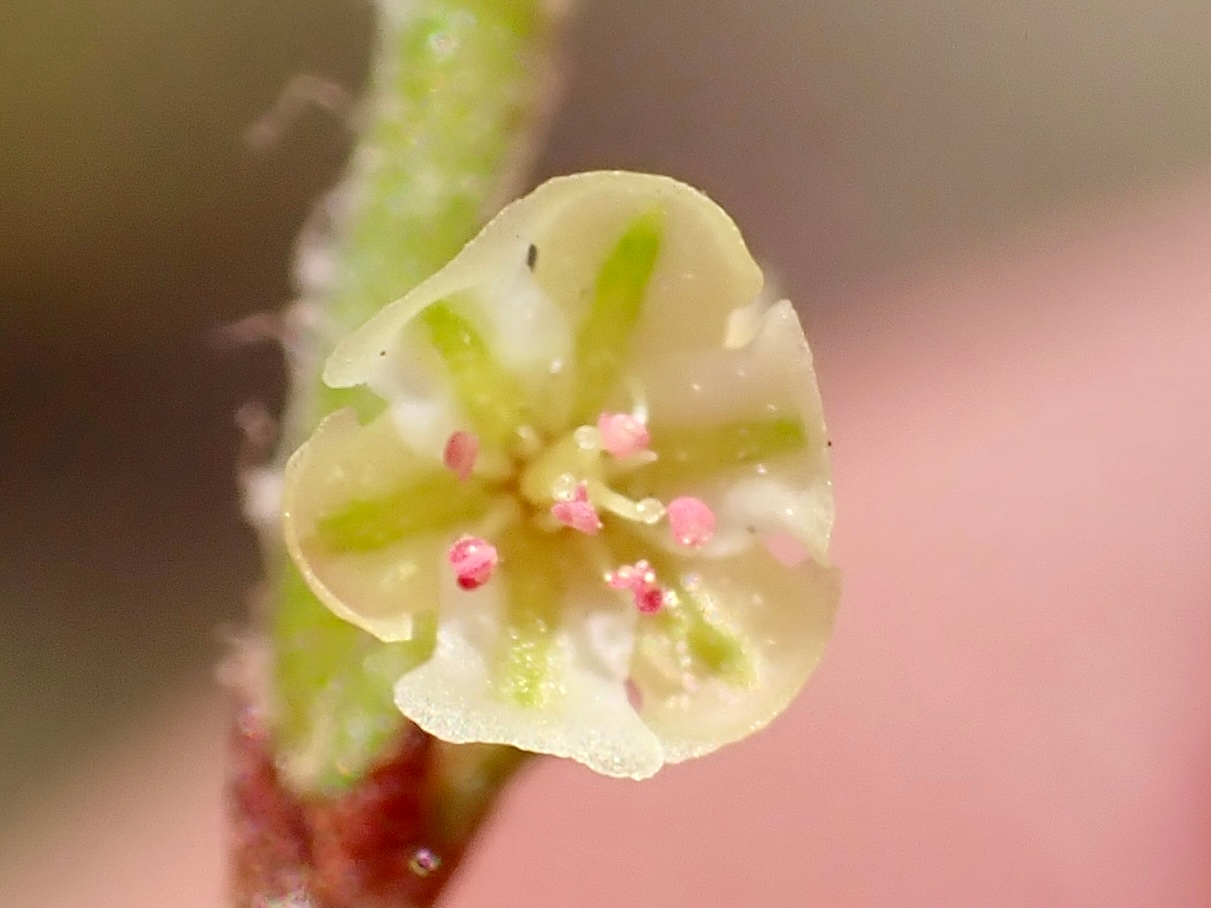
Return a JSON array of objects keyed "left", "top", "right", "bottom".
[
  {"left": 605, "top": 559, "right": 670, "bottom": 614},
  {"left": 593, "top": 484, "right": 666, "bottom": 525},
  {"left": 667, "top": 496, "right": 716, "bottom": 547},
  {"left": 605, "top": 559, "right": 654, "bottom": 590},
  {"left": 596, "top": 411, "right": 650, "bottom": 459},
  {"left": 442, "top": 430, "right": 479, "bottom": 480},
  {"left": 448, "top": 535, "right": 498, "bottom": 590},
  {"left": 550, "top": 481, "right": 603, "bottom": 535}
]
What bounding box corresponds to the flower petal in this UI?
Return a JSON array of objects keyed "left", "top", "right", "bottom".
[
  {"left": 321, "top": 172, "right": 762, "bottom": 425},
  {"left": 473, "top": 254, "right": 574, "bottom": 392},
  {"left": 282, "top": 409, "right": 491, "bottom": 642},
  {"left": 393, "top": 554, "right": 665, "bottom": 780},
  {"left": 363, "top": 333, "right": 469, "bottom": 464},
  {"left": 707, "top": 474, "right": 835, "bottom": 566},
  {"left": 629, "top": 547, "right": 840, "bottom": 763},
  {"left": 628, "top": 300, "right": 835, "bottom": 564},
  {"left": 283, "top": 172, "right": 841, "bottom": 778},
  {"left": 638, "top": 300, "right": 826, "bottom": 431}
]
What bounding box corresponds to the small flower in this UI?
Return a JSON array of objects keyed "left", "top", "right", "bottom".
[{"left": 282, "top": 172, "right": 839, "bottom": 779}]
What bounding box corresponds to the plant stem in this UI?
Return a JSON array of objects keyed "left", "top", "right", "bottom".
[{"left": 231, "top": 3, "right": 569, "bottom": 905}]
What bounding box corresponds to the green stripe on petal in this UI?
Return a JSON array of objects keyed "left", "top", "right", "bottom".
[
  {"left": 643, "top": 416, "right": 808, "bottom": 482},
  {"left": 500, "top": 612, "right": 556, "bottom": 708},
  {"left": 603, "top": 533, "right": 750, "bottom": 683},
  {"left": 657, "top": 583, "right": 750, "bottom": 682},
  {"left": 496, "top": 529, "right": 563, "bottom": 707},
  {"left": 684, "top": 611, "right": 748, "bottom": 679},
  {"left": 572, "top": 210, "right": 664, "bottom": 421},
  {"left": 418, "top": 300, "right": 533, "bottom": 447},
  {"left": 630, "top": 549, "right": 839, "bottom": 766},
  {"left": 315, "top": 472, "right": 492, "bottom": 553}
]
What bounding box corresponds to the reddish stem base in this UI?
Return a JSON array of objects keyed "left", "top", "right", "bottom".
[{"left": 227, "top": 698, "right": 457, "bottom": 908}]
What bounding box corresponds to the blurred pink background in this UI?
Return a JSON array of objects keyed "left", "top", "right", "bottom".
[{"left": 2, "top": 2, "right": 1210, "bottom": 906}]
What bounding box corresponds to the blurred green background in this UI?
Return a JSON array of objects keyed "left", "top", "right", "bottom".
[{"left": 3, "top": 0, "right": 1210, "bottom": 830}]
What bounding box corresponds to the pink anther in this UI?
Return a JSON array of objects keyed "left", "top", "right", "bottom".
[
  {"left": 605, "top": 559, "right": 656, "bottom": 590},
  {"left": 666, "top": 496, "right": 716, "bottom": 547},
  {"left": 551, "top": 481, "right": 602, "bottom": 535},
  {"left": 635, "top": 585, "right": 667, "bottom": 614},
  {"left": 605, "top": 559, "right": 668, "bottom": 614},
  {"left": 448, "top": 535, "right": 498, "bottom": 590},
  {"left": 596, "top": 412, "right": 650, "bottom": 459},
  {"left": 442, "top": 430, "right": 478, "bottom": 480}
]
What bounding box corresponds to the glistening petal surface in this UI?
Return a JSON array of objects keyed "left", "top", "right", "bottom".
[{"left": 282, "top": 171, "right": 840, "bottom": 777}]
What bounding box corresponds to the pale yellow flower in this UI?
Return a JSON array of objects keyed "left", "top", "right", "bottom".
[{"left": 282, "top": 172, "right": 839, "bottom": 779}]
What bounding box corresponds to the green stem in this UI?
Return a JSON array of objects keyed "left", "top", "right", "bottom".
[
  {"left": 234, "top": 4, "right": 565, "bottom": 904},
  {"left": 265, "top": 0, "right": 564, "bottom": 803},
  {"left": 288, "top": 0, "right": 564, "bottom": 437}
]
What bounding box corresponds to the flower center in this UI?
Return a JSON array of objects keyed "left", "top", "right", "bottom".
[
  {"left": 515, "top": 413, "right": 668, "bottom": 532},
  {"left": 442, "top": 413, "right": 717, "bottom": 613}
]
